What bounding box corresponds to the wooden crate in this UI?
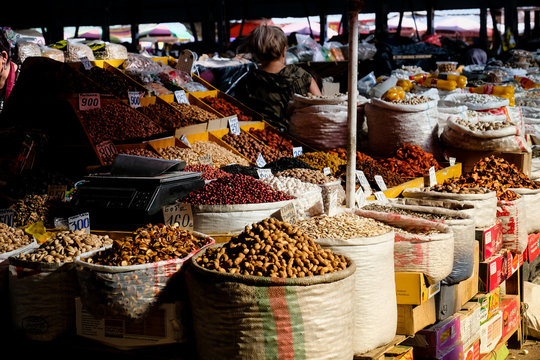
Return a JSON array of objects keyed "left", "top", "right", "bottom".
[{"left": 444, "top": 147, "right": 532, "bottom": 176}]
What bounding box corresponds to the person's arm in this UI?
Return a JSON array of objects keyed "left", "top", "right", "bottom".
[{"left": 309, "top": 77, "right": 322, "bottom": 96}]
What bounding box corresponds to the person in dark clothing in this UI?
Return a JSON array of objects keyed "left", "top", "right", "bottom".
[
  {"left": 0, "top": 28, "right": 20, "bottom": 114},
  {"left": 233, "top": 25, "right": 321, "bottom": 130}
]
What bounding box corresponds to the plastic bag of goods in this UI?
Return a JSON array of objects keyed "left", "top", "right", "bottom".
[
  {"left": 185, "top": 218, "right": 356, "bottom": 360},
  {"left": 90, "top": 42, "right": 128, "bottom": 60},
  {"left": 64, "top": 41, "right": 95, "bottom": 62},
  {"left": 401, "top": 187, "right": 497, "bottom": 229},
  {"left": 440, "top": 115, "right": 530, "bottom": 153},
  {"left": 297, "top": 211, "right": 397, "bottom": 354},
  {"left": 123, "top": 53, "right": 162, "bottom": 72},
  {"left": 509, "top": 187, "right": 540, "bottom": 233},
  {"left": 360, "top": 202, "right": 475, "bottom": 285},
  {"left": 288, "top": 93, "right": 367, "bottom": 150},
  {"left": 352, "top": 208, "right": 454, "bottom": 284},
  {"left": 16, "top": 41, "right": 41, "bottom": 62},
  {"left": 497, "top": 196, "right": 528, "bottom": 254},
  {"left": 261, "top": 176, "right": 324, "bottom": 219},
  {"left": 75, "top": 224, "right": 214, "bottom": 319},
  {"left": 365, "top": 96, "right": 440, "bottom": 157},
  {"left": 8, "top": 231, "right": 112, "bottom": 341},
  {"left": 39, "top": 45, "right": 65, "bottom": 62}
]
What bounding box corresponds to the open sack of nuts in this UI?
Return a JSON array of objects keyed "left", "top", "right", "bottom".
[
  {"left": 352, "top": 207, "right": 454, "bottom": 284},
  {"left": 295, "top": 212, "right": 397, "bottom": 354},
  {"left": 185, "top": 218, "right": 356, "bottom": 360},
  {"left": 75, "top": 223, "right": 214, "bottom": 319},
  {"left": 8, "top": 230, "right": 112, "bottom": 341}
]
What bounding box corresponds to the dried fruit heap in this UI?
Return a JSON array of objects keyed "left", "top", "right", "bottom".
[
  {"left": 435, "top": 155, "right": 540, "bottom": 200},
  {"left": 378, "top": 143, "right": 441, "bottom": 178}
]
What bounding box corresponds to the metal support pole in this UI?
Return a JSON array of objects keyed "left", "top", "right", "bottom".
[{"left": 346, "top": 1, "right": 360, "bottom": 208}]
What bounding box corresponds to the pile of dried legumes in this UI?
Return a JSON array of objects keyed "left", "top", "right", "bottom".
[
  {"left": 183, "top": 174, "right": 293, "bottom": 205},
  {"left": 196, "top": 218, "right": 349, "bottom": 277}
]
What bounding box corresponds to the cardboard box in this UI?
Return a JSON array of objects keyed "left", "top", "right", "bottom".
[
  {"left": 472, "top": 287, "right": 501, "bottom": 325},
  {"left": 475, "top": 221, "right": 503, "bottom": 261},
  {"left": 500, "top": 294, "right": 520, "bottom": 340},
  {"left": 479, "top": 310, "right": 503, "bottom": 355},
  {"left": 404, "top": 313, "right": 461, "bottom": 359},
  {"left": 501, "top": 249, "right": 524, "bottom": 279},
  {"left": 463, "top": 337, "right": 480, "bottom": 360},
  {"left": 443, "top": 147, "right": 531, "bottom": 177},
  {"left": 458, "top": 302, "right": 481, "bottom": 348},
  {"left": 437, "top": 342, "right": 463, "bottom": 360},
  {"left": 526, "top": 233, "right": 540, "bottom": 263},
  {"left": 75, "top": 298, "right": 185, "bottom": 350},
  {"left": 479, "top": 253, "right": 505, "bottom": 292},
  {"left": 384, "top": 345, "right": 414, "bottom": 360},
  {"left": 395, "top": 272, "right": 441, "bottom": 305},
  {"left": 397, "top": 296, "right": 437, "bottom": 335}
]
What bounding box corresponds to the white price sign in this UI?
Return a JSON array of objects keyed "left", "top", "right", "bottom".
[
  {"left": 174, "top": 90, "right": 189, "bottom": 104},
  {"left": 355, "top": 187, "right": 366, "bottom": 208},
  {"left": 180, "top": 134, "right": 191, "bottom": 147},
  {"left": 0, "top": 209, "right": 15, "bottom": 227},
  {"left": 323, "top": 167, "right": 331, "bottom": 176},
  {"left": 449, "top": 157, "right": 456, "bottom": 166},
  {"left": 95, "top": 140, "right": 118, "bottom": 164},
  {"left": 198, "top": 155, "right": 213, "bottom": 165},
  {"left": 78, "top": 93, "right": 101, "bottom": 111},
  {"left": 292, "top": 146, "right": 303, "bottom": 157},
  {"left": 280, "top": 202, "right": 297, "bottom": 224},
  {"left": 228, "top": 116, "right": 241, "bottom": 135},
  {"left": 128, "top": 91, "right": 141, "bottom": 108},
  {"left": 374, "top": 175, "right": 387, "bottom": 191},
  {"left": 374, "top": 191, "right": 389, "bottom": 203},
  {"left": 162, "top": 202, "right": 194, "bottom": 231},
  {"left": 68, "top": 212, "right": 90, "bottom": 234},
  {"left": 356, "top": 170, "right": 372, "bottom": 193},
  {"left": 79, "top": 56, "right": 92, "bottom": 70},
  {"left": 257, "top": 169, "right": 273, "bottom": 179},
  {"left": 429, "top": 166, "right": 437, "bottom": 187},
  {"left": 256, "top": 153, "right": 267, "bottom": 168}
]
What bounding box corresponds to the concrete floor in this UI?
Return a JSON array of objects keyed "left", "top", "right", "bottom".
[{"left": 508, "top": 339, "right": 540, "bottom": 360}]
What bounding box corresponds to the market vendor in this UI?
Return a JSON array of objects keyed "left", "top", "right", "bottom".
[
  {"left": 233, "top": 25, "right": 322, "bottom": 130},
  {"left": 0, "top": 28, "right": 20, "bottom": 114}
]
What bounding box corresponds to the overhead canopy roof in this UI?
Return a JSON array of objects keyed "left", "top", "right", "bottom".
[{"left": 1, "top": 0, "right": 539, "bottom": 29}]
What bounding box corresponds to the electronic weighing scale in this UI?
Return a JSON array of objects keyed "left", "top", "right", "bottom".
[{"left": 71, "top": 154, "right": 205, "bottom": 231}]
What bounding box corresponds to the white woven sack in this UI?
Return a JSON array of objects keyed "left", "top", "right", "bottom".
[
  {"left": 401, "top": 188, "right": 497, "bottom": 228},
  {"left": 437, "top": 105, "right": 467, "bottom": 137},
  {"left": 497, "top": 197, "right": 528, "bottom": 254},
  {"left": 377, "top": 203, "right": 475, "bottom": 285},
  {"left": 509, "top": 188, "right": 540, "bottom": 233},
  {"left": 441, "top": 123, "right": 530, "bottom": 152},
  {"left": 0, "top": 240, "right": 39, "bottom": 290},
  {"left": 315, "top": 228, "right": 396, "bottom": 354},
  {"left": 365, "top": 98, "right": 439, "bottom": 157},
  {"left": 439, "top": 93, "right": 509, "bottom": 111},
  {"left": 192, "top": 200, "right": 293, "bottom": 235},
  {"left": 353, "top": 209, "right": 454, "bottom": 284}
]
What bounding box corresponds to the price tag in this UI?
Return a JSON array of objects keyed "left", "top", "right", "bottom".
[
  {"left": 174, "top": 90, "right": 189, "bottom": 104},
  {"left": 280, "top": 202, "right": 297, "bottom": 224},
  {"left": 95, "top": 140, "right": 118, "bottom": 164},
  {"left": 449, "top": 157, "right": 456, "bottom": 166},
  {"left": 0, "top": 209, "right": 15, "bottom": 227},
  {"left": 328, "top": 190, "right": 338, "bottom": 216},
  {"left": 374, "top": 191, "right": 389, "bottom": 203},
  {"left": 256, "top": 153, "right": 266, "bottom": 168},
  {"left": 162, "top": 202, "right": 194, "bottom": 231},
  {"left": 292, "top": 146, "right": 303, "bottom": 157},
  {"left": 374, "top": 175, "right": 387, "bottom": 191},
  {"left": 485, "top": 231, "right": 492, "bottom": 244},
  {"left": 355, "top": 187, "right": 366, "bottom": 208},
  {"left": 68, "top": 212, "right": 91, "bottom": 234},
  {"left": 79, "top": 56, "right": 92, "bottom": 70},
  {"left": 78, "top": 93, "right": 101, "bottom": 111},
  {"left": 127, "top": 91, "right": 141, "bottom": 108},
  {"left": 323, "top": 167, "right": 331, "bottom": 176},
  {"left": 257, "top": 168, "right": 273, "bottom": 179},
  {"left": 429, "top": 166, "right": 437, "bottom": 187},
  {"left": 198, "top": 155, "right": 213, "bottom": 165},
  {"left": 180, "top": 134, "right": 191, "bottom": 147},
  {"left": 48, "top": 185, "right": 67, "bottom": 201},
  {"left": 228, "top": 116, "right": 241, "bottom": 135},
  {"left": 356, "top": 170, "right": 372, "bottom": 192},
  {"left": 490, "top": 261, "right": 497, "bottom": 276}
]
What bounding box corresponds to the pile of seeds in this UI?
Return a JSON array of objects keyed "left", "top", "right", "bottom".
[
  {"left": 361, "top": 204, "right": 461, "bottom": 221},
  {"left": 455, "top": 118, "right": 515, "bottom": 131},
  {"left": 275, "top": 168, "right": 338, "bottom": 184},
  {"left": 0, "top": 223, "right": 34, "bottom": 253},
  {"left": 296, "top": 212, "right": 393, "bottom": 239}
]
